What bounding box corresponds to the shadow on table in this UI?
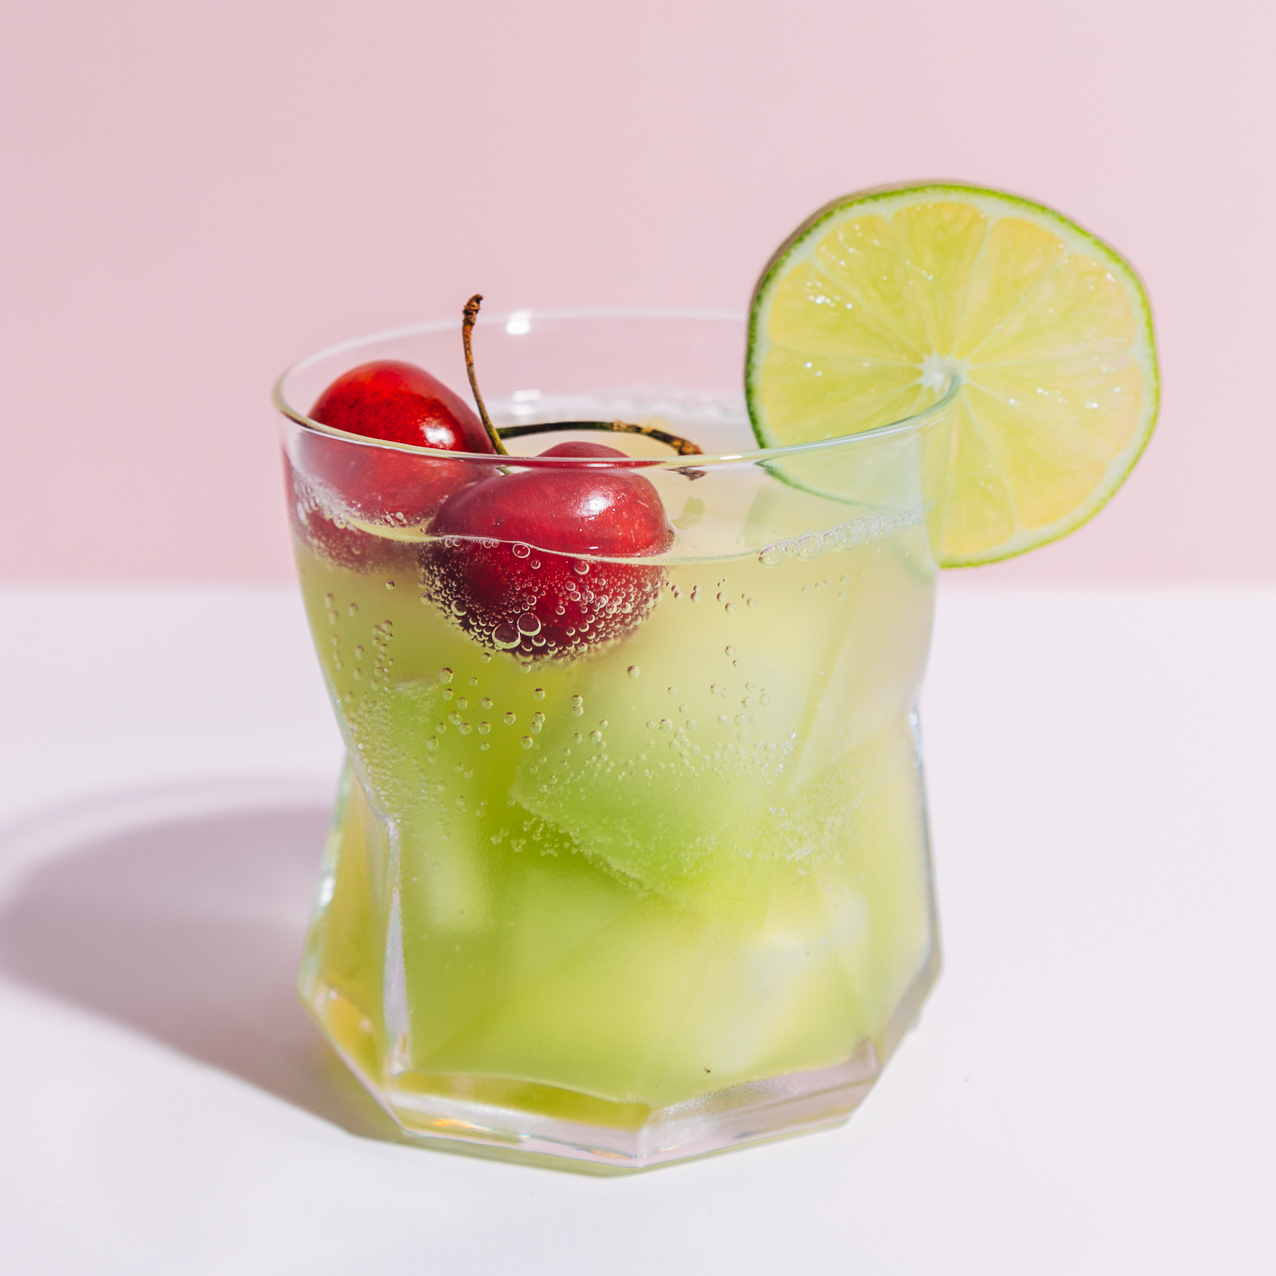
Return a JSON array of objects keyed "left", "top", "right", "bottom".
[{"left": 0, "top": 787, "right": 410, "bottom": 1145}]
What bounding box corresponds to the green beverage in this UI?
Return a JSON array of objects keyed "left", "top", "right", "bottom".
[{"left": 296, "top": 470, "right": 938, "bottom": 1118}]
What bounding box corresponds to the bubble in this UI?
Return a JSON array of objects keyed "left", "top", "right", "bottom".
[
  {"left": 478, "top": 722, "right": 491, "bottom": 735},
  {"left": 725, "top": 602, "right": 736, "bottom": 614},
  {"left": 354, "top": 645, "right": 364, "bottom": 658},
  {"left": 690, "top": 585, "right": 701, "bottom": 601},
  {"left": 646, "top": 720, "right": 657, "bottom": 729},
  {"left": 456, "top": 697, "right": 468, "bottom": 710},
  {"left": 449, "top": 712, "right": 462, "bottom": 725},
  {"left": 532, "top": 711, "right": 546, "bottom": 725},
  {"left": 660, "top": 719, "right": 674, "bottom": 732},
  {"left": 480, "top": 697, "right": 492, "bottom": 709},
  {"left": 573, "top": 560, "right": 590, "bottom": 575},
  {"left": 679, "top": 704, "right": 689, "bottom": 714},
  {"left": 347, "top": 603, "right": 358, "bottom": 616},
  {"left": 759, "top": 546, "right": 785, "bottom": 567},
  {"left": 439, "top": 668, "right": 453, "bottom": 684},
  {"left": 493, "top": 622, "right": 520, "bottom": 649},
  {"left": 352, "top": 669, "right": 362, "bottom": 680},
  {"left": 517, "top": 612, "right": 541, "bottom": 636},
  {"left": 385, "top": 580, "right": 396, "bottom": 590},
  {"left": 469, "top": 676, "right": 478, "bottom": 687},
  {"left": 450, "top": 601, "right": 467, "bottom": 617},
  {"left": 512, "top": 543, "right": 532, "bottom": 559},
  {"left": 442, "top": 688, "right": 454, "bottom": 701},
  {"left": 480, "top": 741, "right": 490, "bottom": 752},
  {"left": 589, "top": 730, "right": 603, "bottom": 744},
  {"left": 687, "top": 720, "right": 697, "bottom": 730},
  {"left": 570, "top": 695, "right": 584, "bottom": 716},
  {"left": 598, "top": 719, "right": 608, "bottom": 728},
  {"left": 458, "top": 722, "right": 472, "bottom": 735},
  {"left": 480, "top": 652, "right": 492, "bottom": 663},
  {"left": 667, "top": 686, "right": 678, "bottom": 696},
  {"left": 324, "top": 593, "right": 334, "bottom": 606},
  {"left": 426, "top": 738, "right": 438, "bottom": 751},
  {"left": 533, "top": 687, "right": 546, "bottom": 700},
  {"left": 521, "top": 736, "right": 534, "bottom": 749},
  {"left": 725, "top": 646, "right": 735, "bottom": 658},
  {"left": 421, "top": 593, "right": 430, "bottom": 605},
  {"left": 627, "top": 666, "right": 640, "bottom": 679},
  {"left": 503, "top": 711, "right": 516, "bottom": 725}
]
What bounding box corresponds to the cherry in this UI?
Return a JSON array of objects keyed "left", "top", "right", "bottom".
[
  {"left": 291, "top": 359, "right": 497, "bottom": 569},
  {"left": 421, "top": 440, "right": 674, "bottom": 659}
]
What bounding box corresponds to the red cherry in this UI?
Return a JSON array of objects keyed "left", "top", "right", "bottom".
[
  {"left": 421, "top": 440, "right": 674, "bottom": 659},
  {"left": 292, "top": 359, "right": 497, "bottom": 569}
]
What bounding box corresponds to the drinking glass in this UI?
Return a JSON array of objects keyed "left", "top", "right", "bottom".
[{"left": 274, "top": 311, "right": 956, "bottom": 1170}]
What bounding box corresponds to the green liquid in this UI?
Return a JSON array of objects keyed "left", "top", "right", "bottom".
[{"left": 297, "top": 517, "right": 937, "bottom": 1127}]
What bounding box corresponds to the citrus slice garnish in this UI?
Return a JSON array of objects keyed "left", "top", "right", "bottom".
[{"left": 746, "top": 182, "right": 1159, "bottom": 566}]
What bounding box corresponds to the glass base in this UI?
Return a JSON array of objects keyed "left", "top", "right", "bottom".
[{"left": 301, "top": 942, "right": 938, "bottom": 1171}]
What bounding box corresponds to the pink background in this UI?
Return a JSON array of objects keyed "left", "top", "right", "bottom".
[{"left": 2, "top": 0, "right": 1271, "bottom": 584}]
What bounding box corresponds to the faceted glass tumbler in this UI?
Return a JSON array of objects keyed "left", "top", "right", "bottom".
[{"left": 274, "top": 311, "right": 955, "bottom": 1170}]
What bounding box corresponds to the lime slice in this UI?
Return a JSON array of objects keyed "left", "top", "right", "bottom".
[{"left": 746, "top": 182, "right": 1159, "bottom": 566}]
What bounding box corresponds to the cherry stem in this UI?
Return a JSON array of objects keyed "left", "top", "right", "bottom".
[
  {"left": 462, "top": 295, "right": 705, "bottom": 469},
  {"left": 462, "top": 294, "right": 509, "bottom": 456},
  {"left": 497, "top": 420, "right": 704, "bottom": 457}
]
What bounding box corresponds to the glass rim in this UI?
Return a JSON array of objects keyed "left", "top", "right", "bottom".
[{"left": 273, "top": 308, "right": 960, "bottom": 470}]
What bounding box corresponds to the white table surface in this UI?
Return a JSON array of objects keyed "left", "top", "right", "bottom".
[{"left": 0, "top": 584, "right": 1271, "bottom": 1275}]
